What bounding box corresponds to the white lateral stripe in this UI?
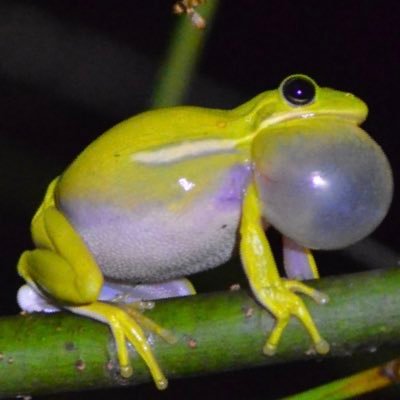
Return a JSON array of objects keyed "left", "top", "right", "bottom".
[{"left": 132, "top": 139, "right": 239, "bottom": 164}]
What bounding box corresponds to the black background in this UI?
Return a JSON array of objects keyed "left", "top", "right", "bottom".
[{"left": 0, "top": 1, "right": 399, "bottom": 398}]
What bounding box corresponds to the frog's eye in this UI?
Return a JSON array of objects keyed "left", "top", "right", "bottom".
[{"left": 280, "top": 75, "right": 316, "bottom": 107}]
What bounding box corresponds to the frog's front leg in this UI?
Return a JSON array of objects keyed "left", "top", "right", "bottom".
[
  {"left": 17, "top": 203, "right": 171, "bottom": 389},
  {"left": 239, "top": 183, "right": 330, "bottom": 355}
]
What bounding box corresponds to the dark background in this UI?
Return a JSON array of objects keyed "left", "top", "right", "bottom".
[{"left": 0, "top": 1, "right": 399, "bottom": 398}]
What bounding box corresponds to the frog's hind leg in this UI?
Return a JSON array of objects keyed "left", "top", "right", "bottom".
[
  {"left": 100, "top": 278, "right": 196, "bottom": 304},
  {"left": 69, "top": 301, "right": 169, "bottom": 388},
  {"left": 17, "top": 187, "right": 170, "bottom": 389},
  {"left": 98, "top": 278, "right": 196, "bottom": 345}
]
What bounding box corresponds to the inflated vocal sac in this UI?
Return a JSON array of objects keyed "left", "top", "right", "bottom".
[{"left": 252, "top": 119, "right": 393, "bottom": 250}]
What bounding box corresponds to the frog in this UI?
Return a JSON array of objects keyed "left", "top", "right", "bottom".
[{"left": 16, "top": 74, "right": 393, "bottom": 389}]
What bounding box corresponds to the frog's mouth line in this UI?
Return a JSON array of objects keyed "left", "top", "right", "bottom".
[{"left": 259, "top": 111, "right": 366, "bottom": 131}]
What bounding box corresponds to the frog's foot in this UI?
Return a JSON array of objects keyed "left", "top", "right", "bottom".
[
  {"left": 259, "top": 280, "right": 329, "bottom": 356},
  {"left": 120, "top": 303, "right": 177, "bottom": 345},
  {"left": 69, "top": 301, "right": 170, "bottom": 390},
  {"left": 283, "top": 279, "right": 329, "bottom": 305}
]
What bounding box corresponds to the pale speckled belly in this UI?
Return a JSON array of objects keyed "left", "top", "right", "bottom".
[{"left": 59, "top": 163, "right": 252, "bottom": 283}]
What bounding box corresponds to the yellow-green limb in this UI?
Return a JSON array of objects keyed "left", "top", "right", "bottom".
[
  {"left": 283, "top": 358, "right": 400, "bottom": 400},
  {"left": 151, "top": 0, "right": 220, "bottom": 108},
  {"left": 239, "top": 183, "right": 329, "bottom": 355}
]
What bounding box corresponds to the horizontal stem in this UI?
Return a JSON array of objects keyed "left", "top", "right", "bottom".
[{"left": 1, "top": 268, "right": 400, "bottom": 397}]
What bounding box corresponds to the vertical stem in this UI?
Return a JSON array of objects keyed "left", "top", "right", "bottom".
[{"left": 151, "top": 1, "right": 220, "bottom": 108}]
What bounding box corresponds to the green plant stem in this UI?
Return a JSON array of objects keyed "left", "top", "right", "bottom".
[
  {"left": 151, "top": 1, "right": 219, "bottom": 108},
  {"left": 1, "top": 268, "right": 400, "bottom": 397}
]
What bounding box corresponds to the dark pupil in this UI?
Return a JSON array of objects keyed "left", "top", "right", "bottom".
[{"left": 283, "top": 77, "right": 315, "bottom": 105}]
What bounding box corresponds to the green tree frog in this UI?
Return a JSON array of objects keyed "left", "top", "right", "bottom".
[{"left": 17, "top": 75, "right": 393, "bottom": 389}]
